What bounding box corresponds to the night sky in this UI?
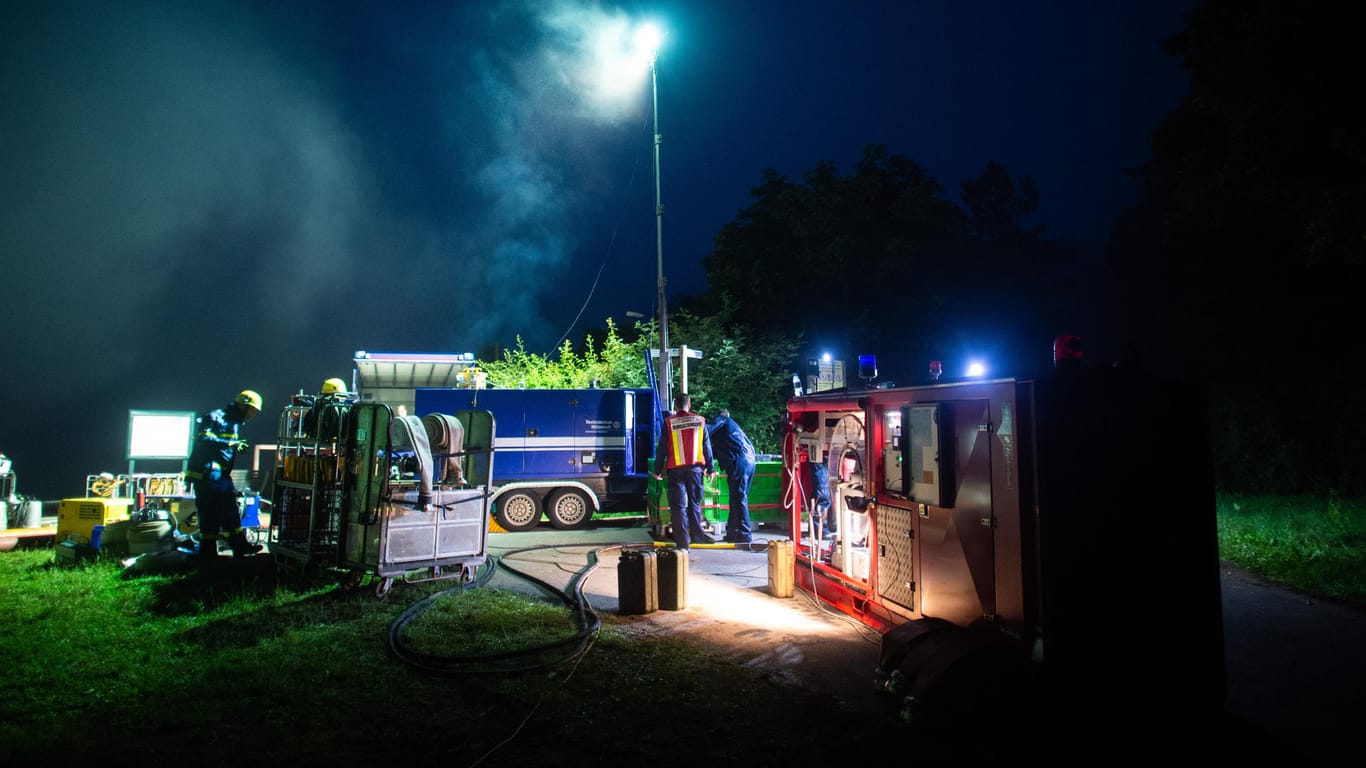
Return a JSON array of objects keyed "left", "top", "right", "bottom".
[{"left": 0, "top": 0, "right": 1192, "bottom": 501}]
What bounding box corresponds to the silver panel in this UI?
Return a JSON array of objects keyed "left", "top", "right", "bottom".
[
  {"left": 876, "top": 503, "right": 916, "bottom": 610},
  {"left": 380, "top": 487, "right": 488, "bottom": 567}
]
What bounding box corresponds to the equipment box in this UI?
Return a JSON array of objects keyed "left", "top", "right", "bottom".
[
  {"left": 648, "top": 460, "right": 785, "bottom": 537},
  {"left": 239, "top": 494, "right": 261, "bottom": 528},
  {"left": 57, "top": 498, "right": 132, "bottom": 544},
  {"left": 367, "top": 487, "right": 487, "bottom": 573},
  {"left": 54, "top": 540, "right": 98, "bottom": 565}
]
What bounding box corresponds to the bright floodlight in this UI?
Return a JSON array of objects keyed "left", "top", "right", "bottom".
[
  {"left": 635, "top": 23, "right": 663, "bottom": 56},
  {"left": 966, "top": 360, "right": 987, "bottom": 378},
  {"left": 822, "top": 352, "right": 832, "bottom": 362},
  {"left": 590, "top": 19, "right": 661, "bottom": 103}
]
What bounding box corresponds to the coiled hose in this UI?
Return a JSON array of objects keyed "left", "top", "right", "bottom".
[
  {"left": 90, "top": 473, "right": 122, "bottom": 498},
  {"left": 387, "top": 541, "right": 638, "bottom": 676}
]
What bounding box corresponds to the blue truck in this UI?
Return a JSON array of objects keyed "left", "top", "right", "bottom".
[{"left": 414, "top": 387, "right": 658, "bottom": 532}]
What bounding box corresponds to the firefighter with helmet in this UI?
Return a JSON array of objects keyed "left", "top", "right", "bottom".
[
  {"left": 186, "top": 389, "right": 264, "bottom": 560},
  {"left": 303, "top": 377, "right": 355, "bottom": 440}
]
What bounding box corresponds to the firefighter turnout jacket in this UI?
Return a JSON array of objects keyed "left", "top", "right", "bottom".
[{"left": 185, "top": 405, "right": 248, "bottom": 481}]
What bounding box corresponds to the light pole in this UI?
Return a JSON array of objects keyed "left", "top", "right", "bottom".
[{"left": 643, "top": 27, "right": 671, "bottom": 407}]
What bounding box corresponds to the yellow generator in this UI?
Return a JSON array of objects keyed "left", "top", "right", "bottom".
[{"left": 57, "top": 498, "right": 132, "bottom": 545}]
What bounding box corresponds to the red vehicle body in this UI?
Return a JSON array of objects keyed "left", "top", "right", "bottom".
[{"left": 781, "top": 364, "right": 1226, "bottom": 724}]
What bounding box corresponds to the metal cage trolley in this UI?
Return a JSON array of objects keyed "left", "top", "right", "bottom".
[
  {"left": 336, "top": 404, "right": 494, "bottom": 596},
  {"left": 269, "top": 398, "right": 351, "bottom": 574}
]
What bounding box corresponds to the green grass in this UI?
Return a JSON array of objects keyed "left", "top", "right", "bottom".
[
  {"left": 1216, "top": 492, "right": 1366, "bottom": 607},
  {"left": 0, "top": 551, "right": 892, "bottom": 765},
  {"left": 2, "top": 491, "right": 1359, "bottom": 764}
]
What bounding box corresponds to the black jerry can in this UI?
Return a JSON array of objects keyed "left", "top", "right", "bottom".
[{"left": 618, "top": 549, "right": 658, "bottom": 615}]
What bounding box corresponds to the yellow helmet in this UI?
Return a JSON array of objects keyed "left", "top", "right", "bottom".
[
  {"left": 321, "top": 377, "right": 348, "bottom": 395},
  {"left": 235, "top": 389, "right": 263, "bottom": 411}
]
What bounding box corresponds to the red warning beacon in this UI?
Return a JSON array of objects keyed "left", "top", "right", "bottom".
[{"left": 1053, "top": 335, "right": 1083, "bottom": 369}]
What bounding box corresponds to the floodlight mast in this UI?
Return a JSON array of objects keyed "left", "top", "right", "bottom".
[{"left": 648, "top": 35, "right": 671, "bottom": 407}]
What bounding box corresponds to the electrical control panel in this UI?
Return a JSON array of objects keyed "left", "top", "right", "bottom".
[{"left": 903, "top": 403, "right": 953, "bottom": 508}]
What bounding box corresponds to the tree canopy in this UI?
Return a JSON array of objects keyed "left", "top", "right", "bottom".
[
  {"left": 477, "top": 315, "right": 799, "bottom": 454},
  {"left": 697, "top": 144, "right": 1083, "bottom": 384},
  {"left": 483, "top": 0, "right": 1366, "bottom": 494},
  {"left": 1107, "top": 0, "right": 1366, "bottom": 493},
  {"left": 504, "top": 147, "right": 1085, "bottom": 452}
]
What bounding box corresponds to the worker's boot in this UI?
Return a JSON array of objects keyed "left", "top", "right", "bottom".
[
  {"left": 197, "top": 534, "right": 220, "bottom": 561},
  {"left": 227, "top": 529, "right": 264, "bottom": 559}
]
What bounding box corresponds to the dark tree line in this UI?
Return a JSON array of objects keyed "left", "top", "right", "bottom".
[
  {"left": 691, "top": 147, "right": 1082, "bottom": 387},
  {"left": 1107, "top": 0, "right": 1366, "bottom": 493},
  {"left": 614, "top": 0, "right": 1362, "bottom": 493}
]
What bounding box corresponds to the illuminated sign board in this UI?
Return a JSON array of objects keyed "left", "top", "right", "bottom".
[{"left": 126, "top": 410, "right": 196, "bottom": 460}]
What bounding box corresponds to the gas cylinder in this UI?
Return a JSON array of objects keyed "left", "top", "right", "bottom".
[{"left": 21, "top": 499, "right": 41, "bottom": 528}]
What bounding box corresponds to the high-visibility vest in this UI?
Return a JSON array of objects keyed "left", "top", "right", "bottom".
[{"left": 663, "top": 412, "right": 707, "bottom": 469}]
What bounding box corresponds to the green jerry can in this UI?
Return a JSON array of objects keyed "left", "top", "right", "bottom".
[{"left": 658, "top": 547, "right": 688, "bottom": 610}]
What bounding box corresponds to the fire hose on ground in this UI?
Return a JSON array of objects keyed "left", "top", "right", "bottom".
[{"left": 385, "top": 542, "right": 637, "bottom": 676}]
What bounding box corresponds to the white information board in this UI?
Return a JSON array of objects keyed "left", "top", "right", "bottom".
[{"left": 127, "top": 410, "right": 196, "bottom": 460}]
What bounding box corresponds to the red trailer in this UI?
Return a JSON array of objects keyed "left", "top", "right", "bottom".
[{"left": 782, "top": 361, "right": 1226, "bottom": 736}]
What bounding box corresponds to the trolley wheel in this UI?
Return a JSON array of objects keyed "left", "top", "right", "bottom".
[
  {"left": 494, "top": 490, "right": 543, "bottom": 532},
  {"left": 547, "top": 489, "right": 593, "bottom": 530},
  {"left": 461, "top": 565, "right": 476, "bottom": 584},
  {"left": 375, "top": 577, "right": 394, "bottom": 598}
]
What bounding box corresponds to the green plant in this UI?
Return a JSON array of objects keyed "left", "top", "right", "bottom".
[
  {"left": 475, "top": 313, "right": 800, "bottom": 456},
  {"left": 480, "top": 319, "right": 653, "bottom": 390}
]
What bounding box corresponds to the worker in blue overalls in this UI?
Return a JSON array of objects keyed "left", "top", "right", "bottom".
[
  {"left": 708, "top": 408, "right": 757, "bottom": 544},
  {"left": 186, "top": 389, "right": 263, "bottom": 560},
  {"left": 653, "top": 392, "right": 717, "bottom": 549}
]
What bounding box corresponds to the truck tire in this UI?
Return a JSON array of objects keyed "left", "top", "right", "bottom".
[
  {"left": 547, "top": 489, "right": 593, "bottom": 530},
  {"left": 495, "top": 491, "right": 543, "bottom": 532}
]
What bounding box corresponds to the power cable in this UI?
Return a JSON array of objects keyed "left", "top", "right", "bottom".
[
  {"left": 464, "top": 640, "right": 595, "bottom": 768},
  {"left": 548, "top": 233, "right": 616, "bottom": 353}
]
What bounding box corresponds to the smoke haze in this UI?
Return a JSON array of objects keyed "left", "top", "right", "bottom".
[
  {"left": 1, "top": 0, "right": 668, "bottom": 497},
  {"left": 0, "top": 0, "right": 1193, "bottom": 499}
]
